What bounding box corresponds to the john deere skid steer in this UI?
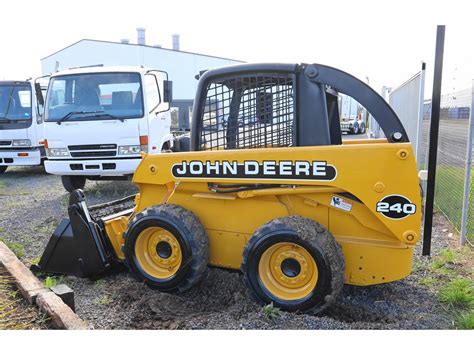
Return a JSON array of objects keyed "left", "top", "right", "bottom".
[{"left": 34, "top": 63, "right": 421, "bottom": 313}]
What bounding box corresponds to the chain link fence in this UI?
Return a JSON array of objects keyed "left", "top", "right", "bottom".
[{"left": 420, "top": 84, "right": 474, "bottom": 244}]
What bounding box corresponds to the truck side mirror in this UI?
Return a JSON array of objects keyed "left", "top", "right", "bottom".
[
  {"left": 163, "top": 80, "right": 173, "bottom": 103},
  {"left": 35, "top": 82, "right": 45, "bottom": 106}
]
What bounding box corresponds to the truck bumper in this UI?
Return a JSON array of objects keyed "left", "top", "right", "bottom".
[
  {"left": 44, "top": 158, "right": 141, "bottom": 176},
  {"left": 0, "top": 148, "right": 43, "bottom": 166}
]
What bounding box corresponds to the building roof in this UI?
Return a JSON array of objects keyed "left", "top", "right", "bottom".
[
  {"left": 50, "top": 65, "right": 154, "bottom": 77},
  {"left": 41, "top": 39, "right": 244, "bottom": 63}
]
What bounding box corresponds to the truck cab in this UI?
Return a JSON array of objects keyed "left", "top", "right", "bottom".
[
  {"left": 0, "top": 80, "right": 46, "bottom": 173},
  {"left": 42, "top": 66, "right": 174, "bottom": 191}
]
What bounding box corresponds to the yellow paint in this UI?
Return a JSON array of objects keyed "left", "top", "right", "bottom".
[
  {"left": 134, "top": 227, "right": 182, "bottom": 279},
  {"left": 106, "top": 141, "right": 421, "bottom": 286},
  {"left": 258, "top": 242, "right": 318, "bottom": 300}
]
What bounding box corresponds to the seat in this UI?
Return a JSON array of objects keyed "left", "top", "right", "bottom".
[{"left": 112, "top": 91, "right": 133, "bottom": 109}]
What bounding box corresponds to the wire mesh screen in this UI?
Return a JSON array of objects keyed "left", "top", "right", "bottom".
[
  {"left": 200, "top": 74, "right": 295, "bottom": 150},
  {"left": 421, "top": 87, "right": 473, "bottom": 243}
]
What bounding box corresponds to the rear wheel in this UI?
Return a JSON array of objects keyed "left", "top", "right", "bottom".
[
  {"left": 124, "top": 204, "right": 209, "bottom": 293},
  {"left": 61, "top": 175, "right": 86, "bottom": 192},
  {"left": 0, "top": 166, "right": 7, "bottom": 173},
  {"left": 359, "top": 122, "right": 366, "bottom": 134},
  {"left": 241, "top": 216, "right": 345, "bottom": 314}
]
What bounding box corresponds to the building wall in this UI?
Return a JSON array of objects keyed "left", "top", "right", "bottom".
[{"left": 41, "top": 40, "right": 241, "bottom": 100}]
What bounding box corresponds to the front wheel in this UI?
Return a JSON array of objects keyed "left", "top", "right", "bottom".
[
  {"left": 351, "top": 123, "right": 359, "bottom": 134},
  {"left": 0, "top": 166, "right": 7, "bottom": 173},
  {"left": 61, "top": 175, "right": 86, "bottom": 192},
  {"left": 241, "top": 216, "right": 345, "bottom": 314},
  {"left": 124, "top": 204, "right": 209, "bottom": 293}
]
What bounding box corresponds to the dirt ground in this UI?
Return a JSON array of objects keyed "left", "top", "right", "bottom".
[{"left": 0, "top": 165, "right": 470, "bottom": 329}]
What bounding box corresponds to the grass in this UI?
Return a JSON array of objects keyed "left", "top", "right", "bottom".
[
  {"left": 418, "top": 244, "right": 474, "bottom": 329},
  {"left": 0, "top": 269, "right": 49, "bottom": 329},
  {"left": 438, "top": 278, "right": 474, "bottom": 308},
  {"left": 0, "top": 238, "right": 24, "bottom": 258},
  {"left": 431, "top": 248, "right": 457, "bottom": 269},
  {"left": 457, "top": 310, "right": 474, "bottom": 329}
]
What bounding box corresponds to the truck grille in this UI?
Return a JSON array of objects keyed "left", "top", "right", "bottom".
[
  {"left": 70, "top": 151, "right": 117, "bottom": 158},
  {"left": 0, "top": 140, "right": 12, "bottom": 146},
  {"left": 68, "top": 144, "right": 117, "bottom": 151},
  {"left": 68, "top": 144, "right": 117, "bottom": 158}
]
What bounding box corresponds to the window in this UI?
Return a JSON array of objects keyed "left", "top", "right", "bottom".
[
  {"left": 0, "top": 85, "right": 32, "bottom": 120},
  {"left": 45, "top": 72, "right": 143, "bottom": 122},
  {"left": 144, "top": 74, "right": 160, "bottom": 112}
]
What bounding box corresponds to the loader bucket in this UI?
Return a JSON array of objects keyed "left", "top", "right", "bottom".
[{"left": 32, "top": 190, "right": 116, "bottom": 278}]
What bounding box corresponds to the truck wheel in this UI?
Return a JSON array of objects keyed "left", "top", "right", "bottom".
[
  {"left": 359, "top": 122, "right": 366, "bottom": 134},
  {"left": 351, "top": 123, "right": 359, "bottom": 134},
  {"left": 61, "top": 176, "right": 86, "bottom": 192},
  {"left": 124, "top": 204, "right": 209, "bottom": 293},
  {"left": 241, "top": 216, "right": 345, "bottom": 314},
  {"left": 0, "top": 166, "right": 7, "bottom": 173}
]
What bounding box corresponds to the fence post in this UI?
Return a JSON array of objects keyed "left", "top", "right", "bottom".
[
  {"left": 416, "top": 62, "right": 426, "bottom": 168},
  {"left": 460, "top": 79, "right": 474, "bottom": 245}
]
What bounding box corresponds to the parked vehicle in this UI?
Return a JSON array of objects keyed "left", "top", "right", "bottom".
[
  {"left": 0, "top": 80, "right": 46, "bottom": 173},
  {"left": 35, "top": 63, "right": 420, "bottom": 314},
  {"left": 42, "top": 66, "right": 174, "bottom": 191},
  {"left": 339, "top": 94, "right": 366, "bottom": 134}
]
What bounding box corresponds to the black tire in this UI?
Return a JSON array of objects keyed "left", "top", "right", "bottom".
[
  {"left": 351, "top": 123, "right": 359, "bottom": 134},
  {"left": 0, "top": 166, "right": 7, "bottom": 173},
  {"left": 124, "top": 204, "right": 209, "bottom": 293},
  {"left": 241, "top": 216, "right": 345, "bottom": 314},
  {"left": 359, "top": 122, "right": 366, "bottom": 134},
  {"left": 61, "top": 175, "right": 86, "bottom": 192}
]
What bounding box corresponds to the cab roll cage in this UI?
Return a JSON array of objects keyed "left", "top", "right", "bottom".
[{"left": 191, "top": 63, "right": 408, "bottom": 150}]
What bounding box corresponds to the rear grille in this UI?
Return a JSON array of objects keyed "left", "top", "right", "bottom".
[
  {"left": 0, "top": 140, "right": 12, "bottom": 146},
  {"left": 70, "top": 151, "right": 117, "bottom": 158},
  {"left": 68, "top": 144, "right": 117, "bottom": 151}
]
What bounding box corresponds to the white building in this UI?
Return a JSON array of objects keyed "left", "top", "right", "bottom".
[{"left": 40, "top": 29, "right": 242, "bottom": 129}]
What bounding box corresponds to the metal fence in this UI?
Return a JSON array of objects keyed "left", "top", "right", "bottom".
[{"left": 420, "top": 83, "right": 474, "bottom": 245}]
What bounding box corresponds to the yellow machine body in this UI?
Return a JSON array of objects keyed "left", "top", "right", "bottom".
[{"left": 104, "top": 138, "right": 421, "bottom": 287}]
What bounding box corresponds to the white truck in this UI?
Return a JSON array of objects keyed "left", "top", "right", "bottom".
[
  {"left": 42, "top": 66, "right": 174, "bottom": 191},
  {"left": 339, "top": 93, "right": 366, "bottom": 135},
  {"left": 0, "top": 80, "right": 46, "bottom": 173}
]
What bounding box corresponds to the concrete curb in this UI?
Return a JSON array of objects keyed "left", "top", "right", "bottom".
[{"left": 0, "top": 241, "right": 89, "bottom": 330}]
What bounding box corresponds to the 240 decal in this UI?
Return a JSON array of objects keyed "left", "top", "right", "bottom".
[{"left": 376, "top": 195, "right": 416, "bottom": 219}]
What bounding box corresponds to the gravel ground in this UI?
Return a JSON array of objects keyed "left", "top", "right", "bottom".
[{"left": 0, "top": 165, "right": 464, "bottom": 329}]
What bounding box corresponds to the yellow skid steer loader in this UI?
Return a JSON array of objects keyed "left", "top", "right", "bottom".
[{"left": 34, "top": 63, "right": 421, "bottom": 313}]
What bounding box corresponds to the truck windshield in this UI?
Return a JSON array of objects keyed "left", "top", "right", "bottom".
[
  {"left": 44, "top": 72, "right": 144, "bottom": 122},
  {"left": 0, "top": 84, "right": 32, "bottom": 121}
]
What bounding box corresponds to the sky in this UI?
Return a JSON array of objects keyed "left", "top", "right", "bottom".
[{"left": 0, "top": 0, "right": 473, "bottom": 96}]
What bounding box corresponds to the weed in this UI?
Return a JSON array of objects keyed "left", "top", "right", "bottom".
[
  {"left": 94, "top": 279, "right": 105, "bottom": 289},
  {"left": 29, "top": 256, "right": 41, "bottom": 266},
  {"left": 0, "top": 181, "right": 6, "bottom": 189},
  {"left": 262, "top": 303, "right": 281, "bottom": 320},
  {"left": 93, "top": 295, "right": 111, "bottom": 306},
  {"left": 43, "top": 276, "right": 62, "bottom": 289},
  {"left": 0, "top": 238, "right": 24, "bottom": 258},
  {"left": 438, "top": 278, "right": 474, "bottom": 308},
  {"left": 457, "top": 310, "right": 474, "bottom": 329}
]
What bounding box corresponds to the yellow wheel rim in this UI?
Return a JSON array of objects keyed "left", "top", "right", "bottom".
[
  {"left": 258, "top": 242, "right": 318, "bottom": 301},
  {"left": 135, "top": 227, "right": 182, "bottom": 279}
]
